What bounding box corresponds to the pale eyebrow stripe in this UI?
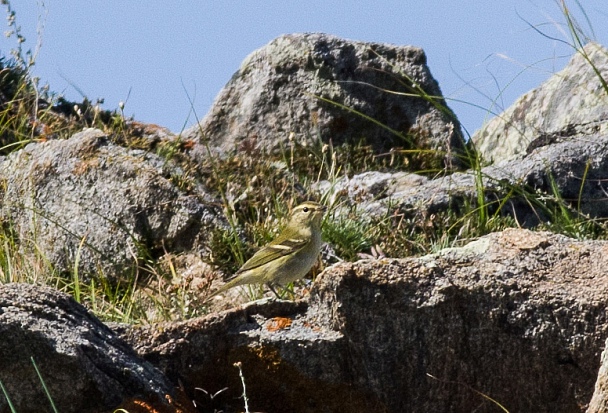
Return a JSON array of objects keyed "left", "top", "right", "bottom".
[
  {"left": 269, "top": 244, "right": 292, "bottom": 250},
  {"left": 271, "top": 238, "right": 304, "bottom": 250}
]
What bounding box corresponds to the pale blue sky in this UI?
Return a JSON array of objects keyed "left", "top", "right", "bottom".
[{"left": 2, "top": 1, "right": 607, "bottom": 136}]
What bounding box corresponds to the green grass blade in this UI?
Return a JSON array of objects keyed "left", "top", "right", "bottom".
[
  {"left": 31, "top": 357, "right": 59, "bottom": 413},
  {"left": 0, "top": 379, "right": 17, "bottom": 413}
]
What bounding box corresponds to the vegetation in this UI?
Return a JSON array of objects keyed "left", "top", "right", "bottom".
[
  {"left": 0, "top": 3, "right": 605, "bottom": 413},
  {"left": 0, "top": 0, "right": 605, "bottom": 330}
]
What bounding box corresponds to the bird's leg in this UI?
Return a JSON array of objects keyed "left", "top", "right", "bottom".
[{"left": 267, "top": 283, "right": 283, "bottom": 299}]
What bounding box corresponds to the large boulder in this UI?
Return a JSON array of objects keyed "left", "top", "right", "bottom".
[
  {"left": 120, "top": 228, "right": 608, "bottom": 413},
  {"left": 0, "top": 283, "right": 184, "bottom": 413},
  {"left": 185, "top": 33, "right": 464, "bottom": 169},
  {"left": 472, "top": 42, "right": 608, "bottom": 163},
  {"left": 0, "top": 128, "right": 225, "bottom": 281}
]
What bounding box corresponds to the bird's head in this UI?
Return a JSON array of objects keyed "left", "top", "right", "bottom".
[{"left": 289, "top": 201, "right": 327, "bottom": 230}]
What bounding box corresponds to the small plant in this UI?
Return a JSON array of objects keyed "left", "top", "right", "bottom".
[
  {"left": 233, "top": 361, "right": 251, "bottom": 413},
  {"left": 323, "top": 209, "right": 373, "bottom": 261}
]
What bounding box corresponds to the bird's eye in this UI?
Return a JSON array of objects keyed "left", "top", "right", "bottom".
[{"left": 302, "top": 207, "right": 309, "bottom": 213}]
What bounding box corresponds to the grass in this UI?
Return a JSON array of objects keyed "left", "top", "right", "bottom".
[
  {"left": 0, "top": 358, "right": 59, "bottom": 413},
  {"left": 0, "top": 0, "right": 604, "bottom": 328},
  {"left": 0, "top": 3, "right": 606, "bottom": 413}
]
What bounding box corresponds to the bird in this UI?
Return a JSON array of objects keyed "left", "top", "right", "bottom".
[{"left": 206, "top": 201, "right": 326, "bottom": 300}]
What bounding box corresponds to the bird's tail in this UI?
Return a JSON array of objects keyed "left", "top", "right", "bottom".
[{"left": 204, "top": 274, "right": 246, "bottom": 302}]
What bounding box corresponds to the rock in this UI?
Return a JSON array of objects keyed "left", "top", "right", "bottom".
[
  {"left": 317, "top": 171, "right": 428, "bottom": 204},
  {"left": 315, "top": 170, "right": 429, "bottom": 218},
  {"left": 333, "top": 132, "right": 608, "bottom": 226},
  {"left": 185, "top": 33, "right": 464, "bottom": 169},
  {"left": 0, "top": 283, "right": 183, "bottom": 413},
  {"left": 588, "top": 339, "right": 608, "bottom": 413},
  {"left": 120, "top": 228, "right": 608, "bottom": 412},
  {"left": 472, "top": 42, "right": 608, "bottom": 163},
  {"left": 119, "top": 299, "right": 376, "bottom": 413},
  {"left": 0, "top": 128, "right": 226, "bottom": 281}
]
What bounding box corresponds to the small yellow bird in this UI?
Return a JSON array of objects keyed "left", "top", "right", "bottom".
[{"left": 207, "top": 201, "right": 326, "bottom": 300}]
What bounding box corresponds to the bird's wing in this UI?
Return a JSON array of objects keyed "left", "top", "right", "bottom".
[{"left": 236, "top": 236, "right": 308, "bottom": 273}]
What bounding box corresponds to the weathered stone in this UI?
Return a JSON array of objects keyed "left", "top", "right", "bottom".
[
  {"left": 120, "top": 228, "right": 608, "bottom": 413},
  {"left": 119, "top": 298, "right": 377, "bottom": 413},
  {"left": 0, "top": 128, "right": 226, "bottom": 281},
  {"left": 473, "top": 42, "right": 608, "bottom": 163},
  {"left": 185, "top": 33, "right": 464, "bottom": 168},
  {"left": 0, "top": 283, "right": 179, "bottom": 413},
  {"left": 333, "top": 132, "right": 608, "bottom": 226},
  {"left": 316, "top": 170, "right": 429, "bottom": 218},
  {"left": 588, "top": 338, "right": 608, "bottom": 413},
  {"left": 317, "top": 171, "right": 428, "bottom": 204}
]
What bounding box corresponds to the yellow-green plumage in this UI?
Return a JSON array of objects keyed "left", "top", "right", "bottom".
[{"left": 207, "top": 201, "right": 326, "bottom": 300}]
